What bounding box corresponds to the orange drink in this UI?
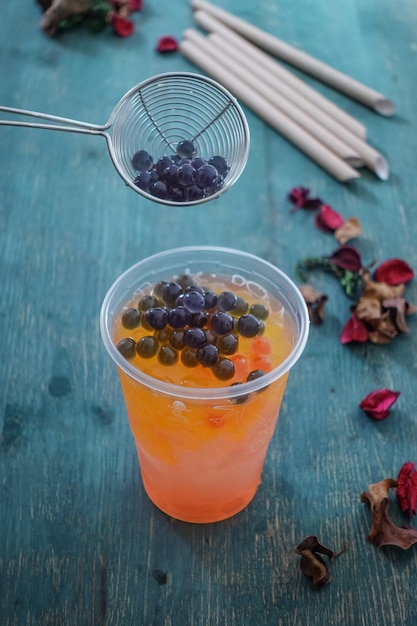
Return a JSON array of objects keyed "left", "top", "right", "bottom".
[{"left": 100, "top": 247, "right": 309, "bottom": 523}]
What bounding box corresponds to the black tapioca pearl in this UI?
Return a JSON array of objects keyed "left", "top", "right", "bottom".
[
  {"left": 181, "top": 347, "right": 199, "bottom": 368},
  {"left": 212, "top": 358, "right": 235, "bottom": 381},
  {"left": 218, "top": 333, "right": 238, "bottom": 355},
  {"left": 230, "top": 382, "right": 250, "bottom": 405},
  {"left": 249, "top": 303, "right": 269, "bottom": 320},
  {"left": 169, "top": 330, "right": 186, "bottom": 350},
  {"left": 138, "top": 295, "right": 160, "bottom": 311},
  {"left": 158, "top": 345, "right": 178, "bottom": 366},
  {"left": 217, "top": 291, "right": 238, "bottom": 312},
  {"left": 162, "top": 282, "right": 183, "bottom": 307},
  {"left": 210, "top": 311, "right": 234, "bottom": 335},
  {"left": 183, "top": 327, "right": 206, "bottom": 349},
  {"left": 116, "top": 338, "right": 136, "bottom": 360},
  {"left": 136, "top": 336, "right": 159, "bottom": 359},
  {"left": 145, "top": 307, "right": 168, "bottom": 330},
  {"left": 237, "top": 314, "right": 261, "bottom": 338},
  {"left": 196, "top": 343, "right": 219, "bottom": 367},
  {"left": 121, "top": 308, "right": 141, "bottom": 329}
]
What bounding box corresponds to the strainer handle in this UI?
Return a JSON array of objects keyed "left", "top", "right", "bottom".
[{"left": 0, "top": 105, "right": 106, "bottom": 135}]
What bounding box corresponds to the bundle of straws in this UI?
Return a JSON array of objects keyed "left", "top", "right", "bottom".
[{"left": 179, "top": 0, "right": 395, "bottom": 183}]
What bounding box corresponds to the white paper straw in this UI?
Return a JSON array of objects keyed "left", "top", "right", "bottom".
[
  {"left": 184, "top": 29, "right": 362, "bottom": 168},
  {"left": 179, "top": 38, "right": 360, "bottom": 183},
  {"left": 193, "top": 10, "right": 367, "bottom": 140},
  {"left": 192, "top": 0, "right": 395, "bottom": 116},
  {"left": 202, "top": 31, "right": 389, "bottom": 180}
]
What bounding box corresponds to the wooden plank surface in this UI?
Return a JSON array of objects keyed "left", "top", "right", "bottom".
[{"left": 1, "top": 1, "right": 417, "bottom": 624}]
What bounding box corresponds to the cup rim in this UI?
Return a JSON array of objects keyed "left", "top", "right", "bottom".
[{"left": 100, "top": 246, "right": 310, "bottom": 400}]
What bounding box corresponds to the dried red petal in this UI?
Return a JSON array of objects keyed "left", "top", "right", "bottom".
[
  {"left": 112, "top": 15, "right": 134, "bottom": 37},
  {"left": 129, "top": 0, "right": 143, "bottom": 10},
  {"left": 359, "top": 388, "right": 400, "bottom": 420},
  {"left": 397, "top": 462, "right": 417, "bottom": 520},
  {"left": 156, "top": 36, "right": 178, "bottom": 53},
  {"left": 373, "top": 258, "right": 414, "bottom": 285},
  {"left": 314, "top": 204, "right": 345, "bottom": 232},
  {"left": 288, "top": 186, "right": 322, "bottom": 211},
  {"left": 340, "top": 313, "right": 369, "bottom": 344},
  {"left": 328, "top": 245, "right": 362, "bottom": 272}
]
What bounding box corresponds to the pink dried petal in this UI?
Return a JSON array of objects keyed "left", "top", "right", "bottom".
[
  {"left": 156, "top": 36, "right": 178, "bottom": 53},
  {"left": 373, "top": 258, "right": 414, "bottom": 285},
  {"left": 397, "top": 462, "right": 417, "bottom": 520},
  {"left": 314, "top": 204, "right": 345, "bottom": 232},
  {"left": 359, "top": 388, "right": 401, "bottom": 420},
  {"left": 340, "top": 313, "right": 369, "bottom": 344},
  {"left": 129, "top": 0, "right": 143, "bottom": 9},
  {"left": 328, "top": 245, "right": 362, "bottom": 272},
  {"left": 112, "top": 15, "right": 134, "bottom": 37},
  {"left": 288, "top": 186, "right": 321, "bottom": 211}
]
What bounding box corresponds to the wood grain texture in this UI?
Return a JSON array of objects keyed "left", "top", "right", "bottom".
[{"left": 1, "top": 1, "right": 417, "bottom": 624}]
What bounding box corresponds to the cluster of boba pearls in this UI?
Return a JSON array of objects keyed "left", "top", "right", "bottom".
[
  {"left": 116, "top": 273, "right": 271, "bottom": 391},
  {"left": 132, "top": 140, "right": 230, "bottom": 202}
]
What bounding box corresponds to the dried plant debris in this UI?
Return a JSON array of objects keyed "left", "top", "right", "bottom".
[
  {"left": 298, "top": 284, "right": 328, "bottom": 325},
  {"left": 396, "top": 462, "right": 417, "bottom": 521},
  {"left": 290, "top": 186, "right": 416, "bottom": 345},
  {"left": 297, "top": 246, "right": 416, "bottom": 345},
  {"left": 361, "top": 479, "right": 417, "bottom": 549},
  {"left": 289, "top": 187, "right": 362, "bottom": 244},
  {"left": 295, "top": 536, "right": 348, "bottom": 590},
  {"left": 359, "top": 388, "right": 401, "bottom": 420}
]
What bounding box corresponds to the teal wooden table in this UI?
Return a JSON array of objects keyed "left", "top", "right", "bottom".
[{"left": 1, "top": 1, "right": 417, "bottom": 624}]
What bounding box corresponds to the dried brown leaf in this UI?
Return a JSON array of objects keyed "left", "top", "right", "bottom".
[
  {"left": 383, "top": 297, "right": 417, "bottom": 333},
  {"left": 354, "top": 297, "right": 382, "bottom": 321},
  {"left": 295, "top": 536, "right": 347, "bottom": 590},
  {"left": 297, "top": 550, "right": 331, "bottom": 589},
  {"left": 298, "top": 284, "right": 328, "bottom": 325},
  {"left": 361, "top": 270, "right": 405, "bottom": 301},
  {"left": 334, "top": 217, "right": 363, "bottom": 245},
  {"left": 361, "top": 479, "right": 417, "bottom": 549}
]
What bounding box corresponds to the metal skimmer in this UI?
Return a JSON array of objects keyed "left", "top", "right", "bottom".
[{"left": 0, "top": 72, "right": 250, "bottom": 206}]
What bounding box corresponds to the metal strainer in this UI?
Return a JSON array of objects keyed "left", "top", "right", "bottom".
[{"left": 0, "top": 72, "right": 250, "bottom": 206}]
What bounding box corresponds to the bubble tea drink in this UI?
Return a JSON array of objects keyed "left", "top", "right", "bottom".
[{"left": 100, "top": 247, "right": 309, "bottom": 523}]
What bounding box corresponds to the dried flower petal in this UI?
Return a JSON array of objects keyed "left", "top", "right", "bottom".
[
  {"left": 354, "top": 297, "right": 381, "bottom": 321},
  {"left": 156, "top": 35, "right": 178, "bottom": 53},
  {"left": 367, "top": 311, "right": 398, "bottom": 340},
  {"left": 295, "top": 536, "right": 347, "bottom": 590},
  {"left": 396, "top": 462, "right": 417, "bottom": 521},
  {"left": 361, "top": 479, "right": 417, "bottom": 549},
  {"left": 373, "top": 258, "right": 414, "bottom": 286},
  {"left": 359, "top": 388, "right": 400, "bottom": 420},
  {"left": 382, "top": 297, "right": 417, "bottom": 333},
  {"left": 340, "top": 313, "right": 369, "bottom": 344},
  {"left": 288, "top": 186, "right": 322, "bottom": 211},
  {"left": 368, "top": 329, "right": 393, "bottom": 344},
  {"left": 328, "top": 245, "right": 362, "bottom": 272},
  {"left": 298, "top": 284, "right": 328, "bottom": 325},
  {"left": 129, "top": 0, "right": 142, "bottom": 9},
  {"left": 112, "top": 15, "right": 134, "bottom": 36},
  {"left": 361, "top": 270, "right": 405, "bottom": 301},
  {"left": 314, "top": 204, "right": 344, "bottom": 232},
  {"left": 334, "top": 217, "right": 363, "bottom": 245}
]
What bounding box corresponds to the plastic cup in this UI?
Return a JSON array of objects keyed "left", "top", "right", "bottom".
[{"left": 100, "top": 246, "right": 309, "bottom": 523}]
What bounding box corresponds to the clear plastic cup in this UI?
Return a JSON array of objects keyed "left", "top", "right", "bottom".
[{"left": 100, "top": 246, "right": 309, "bottom": 523}]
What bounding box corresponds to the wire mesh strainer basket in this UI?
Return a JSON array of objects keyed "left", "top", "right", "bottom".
[{"left": 0, "top": 72, "right": 250, "bottom": 206}]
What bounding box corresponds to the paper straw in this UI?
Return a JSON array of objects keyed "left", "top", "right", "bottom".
[
  {"left": 203, "top": 31, "right": 389, "bottom": 180},
  {"left": 192, "top": 0, "right": 395, "bottom": 116},
  {"left": 179, "top": 38, "right": 360, "bottom": 182},
  {"left": 184, "top": 29, "right": 362, "bottom": 167},
  {"left": 193, "top": 9, "right": 366, "bottom": 140}
]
